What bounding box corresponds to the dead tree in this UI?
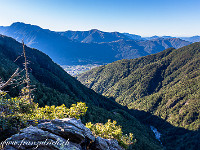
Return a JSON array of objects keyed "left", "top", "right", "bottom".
[
  {"left": 21, "top": 41, "right": 33, "bottom": 105},
  {"left": 0, "top": 68, "right": 20, "bottom": 91},
  {"left": 0, "top": 41, "right": 34, "bottom": 105}
]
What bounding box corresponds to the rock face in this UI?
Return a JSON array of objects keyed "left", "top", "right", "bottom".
[{"left": 2, "top": 118, "right": 124, "bottom": 150}]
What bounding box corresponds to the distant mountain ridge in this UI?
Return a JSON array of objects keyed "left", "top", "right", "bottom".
[
  {"left": 0, "top": 22, "right": 118, "bottom": 65},
  {"left": 180, "top": 36, "right": 200, "bottom": 43},
  {"left": 0, "top": 22, "right": 193, "bottom": 65},
  {"left": 144, "top": 35, "right": 200, "bottom": 42},
  {"left": 107, "top": 38, "right": 190, "bottom": 60},
  {"left": 58, "top": 29, "right": 133, "bottom": 43}
]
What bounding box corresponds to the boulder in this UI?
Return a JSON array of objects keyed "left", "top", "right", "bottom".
[
  {"left": 106, "top": 139, "right": 124, "bottom": 150},
  {"left": 38, "top": 118, "right": 95, "bottom": 144},
  {"left": 2, "top": 126, "right": 81, "bottom": 150},
  {"left": 2, "top": 118, "right": 124, "bottom": 150},
  {"left": 93, "top": 137, "right": 125, "bottom": 150}
]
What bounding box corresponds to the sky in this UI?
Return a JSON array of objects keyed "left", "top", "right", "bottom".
[{"left": 0, "top": 0, "right": 200, "bottom": 37}]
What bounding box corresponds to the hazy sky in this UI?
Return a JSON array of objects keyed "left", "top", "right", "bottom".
[{"left": 0, "top": 0, "right": 199, "bottom": 36}]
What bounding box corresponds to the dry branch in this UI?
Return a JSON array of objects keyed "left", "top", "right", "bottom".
[{"left": 0, "top": 68, "right": 20, "bottom": 91}]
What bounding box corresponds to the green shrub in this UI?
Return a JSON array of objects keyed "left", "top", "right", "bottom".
[
  {"left": 86, "top": 119, "right": 136, "bottom": 149},
  {"left": 31, "top": 102, "right": 88, "bottom": 120},
  {"left": 0, "top": 91, "right": 87, "bottom": 140}
]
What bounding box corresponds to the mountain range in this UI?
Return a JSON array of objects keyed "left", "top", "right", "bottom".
[
  {"left": 144, "top": 35, "right": 200, "bottom": 43},
  {"left": 0, "top": 22, "right": 195, "bottom": 65},
  {"left": 58, "top": 29, "right": 132, "bottom": 43}
]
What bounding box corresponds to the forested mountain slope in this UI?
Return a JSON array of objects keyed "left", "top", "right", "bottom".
[
  {"left": 0, "top": 35, "right": 163, "bottom": 150},
  {"left": 77, "top": 43, "right": 200, "bottom": 131},
  {"left": 77, "top": 43, "right": 200, "bottom": 149}
]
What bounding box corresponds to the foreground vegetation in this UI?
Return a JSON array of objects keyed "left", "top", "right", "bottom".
[{"left": 0, "top": 90, "right": 134, "bottom": 149}]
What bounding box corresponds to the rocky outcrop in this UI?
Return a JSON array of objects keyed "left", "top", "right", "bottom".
[
  {"left": 2, "top": 118, "right": 124, "bottom": 150},
  {"left": 93, "top": 137, "right": 123, "bottom": 150}
]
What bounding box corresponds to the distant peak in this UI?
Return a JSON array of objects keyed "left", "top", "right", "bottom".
[
  {"left": 11, "top": 22, "right": 26, "bottom": 26},
  {"left": 90, "top": 29, "right": 99, "bottom": 31},
  {"left": 90, "top": 29, "right": 103, "bottom": 33},
  {"left": 151, "top": 35, "right": 159, "bottom": 38},
  {"left": 192, "top": 35, "right": 200, "bottom": 38},
  {"left": 10, "top": 22, "right": 42, "bottom": 30}
]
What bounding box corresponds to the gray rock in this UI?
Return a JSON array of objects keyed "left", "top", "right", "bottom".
[
  {"left": 94, "top": 137, "right": 109, "bottom": 150},
  {"left": 3, "top": 126, "right": 81, "bottom": 150},
  {"left": 94, "top": 137, "right": 125, "bottom": 150},
  {"left": 106, "top": 139, "right": 125, "bottom": 150},
  {"left": 3, "top": 118, "right": 125, "bottom": 150},
  {"left": 38, "top": 118, "right": 95, "bottom": 144}
]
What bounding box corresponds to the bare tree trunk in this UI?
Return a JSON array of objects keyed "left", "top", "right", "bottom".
[
  {"left": 0, "top": 68, "right": 19, "bottom": 91},
  {"left": 22, "top": 41, "right": 32, "bottom": 105}
]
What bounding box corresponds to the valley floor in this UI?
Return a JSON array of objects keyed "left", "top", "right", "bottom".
[{"left": 62, "top": 64, "right": 101, "bottom": 76}]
